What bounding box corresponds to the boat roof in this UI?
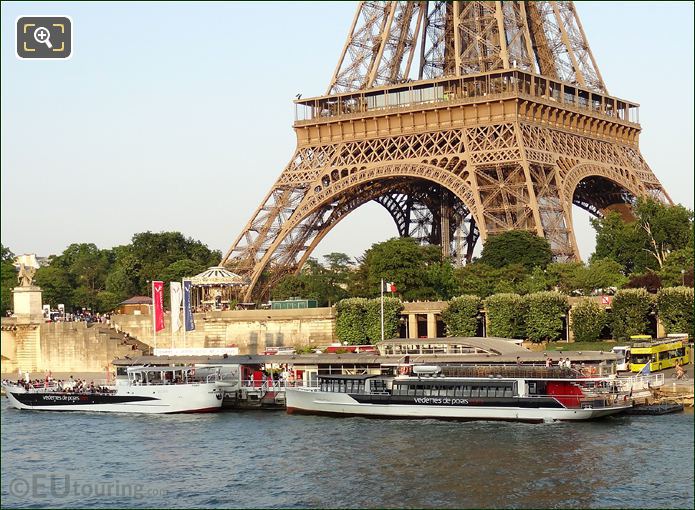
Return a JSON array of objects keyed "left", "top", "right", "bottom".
[
  {"left": 126, "top": 365, "right": 221, "bottom": 373},
  {"left": 318, "top": 374, "right": 378, "bottom": 380},
  {"left": 377, "top": 337, "right": 528, "bottom": 355},
  {"left": 113, "top": 350, "right": 620, "bottom": 367}
]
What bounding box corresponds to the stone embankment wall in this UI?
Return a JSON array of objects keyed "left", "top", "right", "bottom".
[
  {"left": 1, "top": 319, "right": 141, "bottom": 375},
  {"left": 110, "top": 308, "right": 336, "bottom": 354}
]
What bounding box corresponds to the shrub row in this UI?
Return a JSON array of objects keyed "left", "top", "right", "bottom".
[
  {"left": 335, "top": 297, "right": 403, "bottom": 344},
  {"left": 335, "top": 286, "right": 693, "bottom": 344}
]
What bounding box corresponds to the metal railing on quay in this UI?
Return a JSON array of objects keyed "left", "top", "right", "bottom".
[{"left": 239, "top": 379, "right": 313, "bottom": 391}]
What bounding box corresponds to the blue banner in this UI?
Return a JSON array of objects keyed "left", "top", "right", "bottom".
[{"left": 183, "top": 280, "right": 195, "bottom": 331}]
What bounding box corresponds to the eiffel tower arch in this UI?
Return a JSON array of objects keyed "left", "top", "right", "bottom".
[{"left": 222, "top": 1, "right": 670, "bottom": 301}]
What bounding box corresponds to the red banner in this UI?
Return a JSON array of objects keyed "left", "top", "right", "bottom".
[{"left": 153, "top": 281, "right": 165, "bottom": 332}]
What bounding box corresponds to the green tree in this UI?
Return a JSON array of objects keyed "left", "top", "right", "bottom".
[
  {"left": 454, "top": 262, "right": 499, "bottom": 298},
  {"left": 634, "top": 198, "right": 694, "bottom": 268},
  {"left": 96, "top": 291, "right": 122, "bottom": 312},
  {"left": 574, "top": 258, "right": 627, "bottom": 295},
  {"left": 518, "top": 266, "right": 552, "bottom": 294},
  {"left": 424, "top": 260, "right": 461, "bottom": 300},
  {"left": 571, "top": 299, "right": 608, "bottom": 342},
  {"left": 1, "top": 244, "right": 16, "bottom": 314},
  {"left": 272, "top": 274, "right": 309, "bottom": 301},
  {"left": 160, "top": 259, "right": 209, "bottom": 283},
  {"left": 351, "top": 237, "right": 446, "bottom": 301},
  {"left": 122, "top": 231, "right": 221, "bottom": 294},
  {"left": 479, "top": 230, "right": 553, "bottom": 270},
  {"left": 495, "top": 263, "right": 532, "bottom": 294},
  {"left": 591, "top": 199, "right": 694, "bottom": 275},
  {"left": 659, "top": 247, "right": 695, "bottom": 287},
  {"left": 319, "top": 254, "right": 353, "bottom": 305},
  {"left": 272, "top": 258, "right": 350, "bottom": 306},
  {"left": 591, "top": 212, "right": 652, "bottom": 275},
  {"left": 34, "top": 266, "right": 73, "bottom": 309},
  {"left": 104, "top": 249, "right": 142, "bottom": 300},
  {"left": 546, "top": 261, "right": 584, "bottom": 294}
]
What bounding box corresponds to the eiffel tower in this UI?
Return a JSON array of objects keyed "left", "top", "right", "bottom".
[{"left": 222, "top": 1, "right": 670, "bottom": 301}]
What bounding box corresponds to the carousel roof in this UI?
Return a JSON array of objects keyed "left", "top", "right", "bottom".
[{"left": 189, "top": 266, "right": 247, "bottom": 286}]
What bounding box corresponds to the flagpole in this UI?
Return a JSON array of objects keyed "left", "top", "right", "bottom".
[{"left": 380, "top": 278, "right": 384, "bottom": 343}]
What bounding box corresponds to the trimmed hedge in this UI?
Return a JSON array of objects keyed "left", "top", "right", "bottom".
[
  {"left": 335, "top": 298, "right": 368, "bottom": 344},
  {"left": 611, "top": 288, "right": 655, "bottom": 341},
  {"left": 525, "top": 291, "right": 569, "bottom": 343},
  {"left": 365, "top": 297, "right": 403, "bottom": 343},
  {"left": 365, "top": 297, "right": 403, "bottom": 342},
  {"left": 657, "top": 286, "right": 694, "bottom": 336},
  {"left": 441, "top": 295, "right": 481, "bottom": 337},
  {"left": 571, "top": 299, "right": 608, "bottom": 343},
  {"left": 484, "top": 293, "right": 527, "bottom": 339}
]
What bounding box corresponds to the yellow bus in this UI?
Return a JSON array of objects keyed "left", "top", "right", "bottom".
[{"left": 629, "top": 335, "right": 690, "bottom": 373}]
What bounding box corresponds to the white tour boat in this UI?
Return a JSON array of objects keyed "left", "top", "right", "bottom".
[
  {"left": 286, "top": 365, "right": 633, "bottom": 422},
  {"left": 3, "top": 365, "right": 223, "bottom": 414}
]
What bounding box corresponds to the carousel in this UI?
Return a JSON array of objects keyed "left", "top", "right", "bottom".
[{"left": 188, "top": 266, "right": 248, "bottom": 312}]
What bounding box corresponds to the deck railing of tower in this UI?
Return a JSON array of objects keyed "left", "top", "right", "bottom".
[{"left": 295, "top": 69, "right": 639, "bottom": 126}]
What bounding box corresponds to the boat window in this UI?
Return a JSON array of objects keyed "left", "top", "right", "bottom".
[{"left": 371, "top": 380, "right": 386, "bottom": 393}]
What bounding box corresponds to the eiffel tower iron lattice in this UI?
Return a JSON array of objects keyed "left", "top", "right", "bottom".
[{"left": 222, "top": 1, "right": 670, "bottom": 301}]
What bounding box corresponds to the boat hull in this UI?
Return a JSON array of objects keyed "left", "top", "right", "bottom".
[
  {"left": 286, "top": 388, "right": 630, "bottom": 422},
  {"left": 5, "top": 383, "right": 223, "bottom": 414}
]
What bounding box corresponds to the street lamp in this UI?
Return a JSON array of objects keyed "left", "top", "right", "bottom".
[{"left": 681, "top": 269, "right": 686, "bottom": 286}]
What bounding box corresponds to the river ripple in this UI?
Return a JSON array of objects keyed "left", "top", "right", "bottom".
[{"left": 1, "top": 401, "right": 693, "bottom": 508}]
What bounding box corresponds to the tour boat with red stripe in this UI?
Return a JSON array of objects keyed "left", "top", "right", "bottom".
[{"left": 285, "top": 365, "right": 632, "bottom": 422}]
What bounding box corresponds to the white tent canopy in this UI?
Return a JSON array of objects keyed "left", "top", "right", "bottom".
[
  {"left": 188, "top": 267, "right": 248, "bottom": 311},
  {"left": 189, "top": 266, "right": 247, "bottom": 287}
]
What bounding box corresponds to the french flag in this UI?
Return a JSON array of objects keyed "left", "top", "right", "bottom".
[{"left": 383, "top": 282, "right": 397, "bottom": 293}]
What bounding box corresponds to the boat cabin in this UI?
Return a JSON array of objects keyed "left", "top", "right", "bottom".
[{"left": 125, "top": 365, "right": 220, "bottom": 386}]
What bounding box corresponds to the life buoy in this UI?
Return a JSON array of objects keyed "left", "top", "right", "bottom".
[
  {"left": 399, "top": 365, "right": 410, "bottom": 375},
  {"left": 589, "top": 367, "right": 597, "bottom": 376},
  {"left": 190, "top": 368, "right": 196, "bottom": 379}
]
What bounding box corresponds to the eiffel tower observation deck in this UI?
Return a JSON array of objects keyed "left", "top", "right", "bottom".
[{"left": 223, "top": 1, "right": 670, "bottom": 301}]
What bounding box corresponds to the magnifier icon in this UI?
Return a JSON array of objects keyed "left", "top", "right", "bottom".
[{"left": 34, "top": 26, "right": 53, "bottom": 49}]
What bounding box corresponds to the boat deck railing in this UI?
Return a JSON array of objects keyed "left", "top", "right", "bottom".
[
  {"left": 239, "top": 379, "right": 312, "bottom": 391},
  {"left": 438, "top": 364, "right": 602, "bottom": 379}
]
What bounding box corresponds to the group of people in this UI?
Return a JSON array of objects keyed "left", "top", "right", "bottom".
[
  {"left": 4, "top": 374, "right": 113, "bottom": 394},
  {"left": 544, "top": 357, "right": 573, "bottom": 369},
  {"left": 119, "top": 332, "right": 139, "bottom": 351},
  {"left": 47, "top": 311, "right": 112, "bottom": 324}
]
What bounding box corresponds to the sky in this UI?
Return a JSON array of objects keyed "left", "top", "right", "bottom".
[{"left": 2, "top": 1, "right": 693, "bottom": 264}]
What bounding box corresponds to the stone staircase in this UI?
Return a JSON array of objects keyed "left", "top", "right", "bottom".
[{"left": 91, "top": 324, "right": 151, "bottom": 358}]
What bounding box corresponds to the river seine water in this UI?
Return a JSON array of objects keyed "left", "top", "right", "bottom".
[{"left": 1, "top": 400, "right": 692, "bottom": 508}]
